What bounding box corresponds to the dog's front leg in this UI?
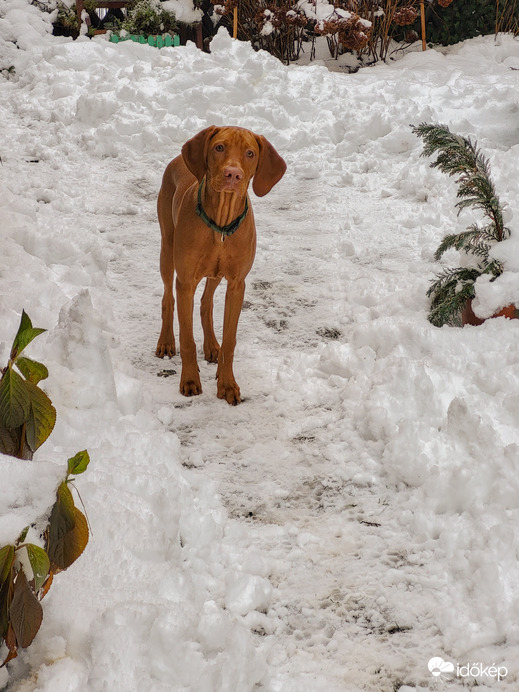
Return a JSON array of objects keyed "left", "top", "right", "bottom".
[
  {"left": 176, "top": 278, "right": 202, "bottom": 396},
  {"left": 201, "top": 276, "right": 222, "bottom": 363},
  {"left": 217, "top": 279, "right": 246, "bottom": 405},
  {"left": 156, "top": 233, "right": 176, "bottom": 358}
]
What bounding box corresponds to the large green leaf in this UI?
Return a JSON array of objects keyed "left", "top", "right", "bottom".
[
  {"left": 61, "top": 507, "right": 89, "bottom": 569},
  {"left": 48, "top": 482, "right": 76, "bottom": 534},
  {"left": 67, "top": 450, "right": 90, "bottom": 476},
  {"left": 15, "top": 357, "right": 49, "bottom": 385},
  {"left": 9, "top": 570, "right": 43, "bottom": 649},
  {"left": 47, "top": 506, "right": 89, "bottom": 572},
  {"left": 10, "top": 311, "right": 46, "bottom": 362},
  {"left": 0, "top": 367, "right": 31, "bottom": 430},
  {"left": 24, "top": 382, "right": 56, "bottom": 453},
  {"left": 25, "top": 545, "right": 50, "bottom": 593},
  {"left": 10, "top": 312, "right": 46, "bottom": 362},
  {"left": 46, "top": 482, "right": 85, "bottom": 571},
  {"left": 0, "top": 546, "right": 14, "bottom": 585}
]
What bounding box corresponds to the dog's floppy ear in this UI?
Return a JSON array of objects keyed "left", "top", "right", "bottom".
[
  {"left": 252, "top": 135, "right": 287, "bottom": 197},
  {"left": 182, "top": 126, "right": 219, "bottom": 181}
]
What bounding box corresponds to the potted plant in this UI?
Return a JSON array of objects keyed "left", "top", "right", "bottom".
[{"left": 412, "top": 122, "right": 517, "bottom": 327}]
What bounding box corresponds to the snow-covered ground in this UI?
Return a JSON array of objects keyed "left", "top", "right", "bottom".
[{"left": 1, "top": 3, "right": 519, "bottom": 690}]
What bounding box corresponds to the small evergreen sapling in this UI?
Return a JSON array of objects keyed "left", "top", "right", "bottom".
[{"left": 412, "top": 122, "right": 511, "bottom": 327}]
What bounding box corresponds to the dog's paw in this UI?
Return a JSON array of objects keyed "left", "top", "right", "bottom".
[
  {"left": 217, "top": 380, "right": 241, "bottom": 406},
  {"left": 155, "top": 341, "right": 176, "bottom": 358},
  {"left": 204, "top": 344, "right": 220, "bottom": 363},
  {"left": 180, "top": 377, "right": 202, "bottom": 397}
]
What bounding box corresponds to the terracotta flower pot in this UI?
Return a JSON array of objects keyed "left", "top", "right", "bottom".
[
  {"left": 462, "top": 300, "right": 519, "bottom": 326},
  {"left": 495, "top": 304, "right": 519, "bottom": 319}
]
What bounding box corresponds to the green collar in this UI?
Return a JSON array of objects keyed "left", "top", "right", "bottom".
[{"left": 196, "top": 179, "right": 249, "bottom": 237}]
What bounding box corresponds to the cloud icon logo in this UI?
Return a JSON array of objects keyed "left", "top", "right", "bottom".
[{"left": 428, "top": 657, "right": 455, "bottom": 677}]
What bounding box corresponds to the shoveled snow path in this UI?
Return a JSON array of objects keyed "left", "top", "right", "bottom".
[
  {"left": 95, "top": 155, "right": 454, "bottom": 691},
  {"left": 56, "top": 125, "right": 517, "bottom": 689}
]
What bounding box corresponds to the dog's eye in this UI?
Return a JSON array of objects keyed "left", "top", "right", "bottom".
[
  {"left": 246, "top": 150, "right": 255, "bottom": 158},
  {"left": 215, "top": 144, "right": 224, "bottom": 152}
]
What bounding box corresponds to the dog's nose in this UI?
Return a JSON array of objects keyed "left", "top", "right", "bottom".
[{"left": 223, "top": 166, "right": 243, "bottom": 184}]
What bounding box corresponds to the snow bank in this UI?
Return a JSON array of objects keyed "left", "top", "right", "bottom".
[
  {"left": 309, "top": 316, "right": 519, "bottom": 653},
  {"left": 0, "top": 0, "right": 54, "bottom": 46},
  {"left": 0, "top": 456, "right": 63, "bottom": 547}
]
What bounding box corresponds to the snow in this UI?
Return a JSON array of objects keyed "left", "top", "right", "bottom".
[
  {"left": 298, "top": 1, "right": 352, "bottom": 24},
  {"left": 260, "top": 20, "right": 275, "bottom": 38},
  {"left": 1, "top": 3, "right": 519, "bottom": 690},
  {"left": 162, "top": 0, "right": 202, "bottom": 25},
  {"left": 0, "top": 457, "right": 64, "bottom": 548}
]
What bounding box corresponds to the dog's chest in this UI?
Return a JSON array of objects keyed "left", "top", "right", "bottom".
[
  {"left": 203, "top": 235, "right": 232, "bottom": 278},
  {"left": 195, "top": 227, "right": 254, "bottom": 282}
]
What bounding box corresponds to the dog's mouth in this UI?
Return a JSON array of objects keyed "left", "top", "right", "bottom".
[{"left": 212, "top": 177, "right": 246, "bottom": 194}]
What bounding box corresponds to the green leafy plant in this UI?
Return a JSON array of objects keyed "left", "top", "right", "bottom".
[
  {"left": 120, "top": 0, "right": 178, "bottom": 36},
  {"left": 45, "top": 451, "right": 90, "bottom": 575},
  {"left": 0, "top": 451, "right": 90, "bottom": 666},
  {"left": 424, "top": 0, "right": 495, "bottom": 46},
  {"left": 0, "top": 311, "right": 56, "bottom": 460},
  {"left": 53, "top": 1, "right": 80, "bottom": 35},
  {"left": 0, "top": 531, "right": 46, "bottom": 667},
  {"left": 0, "top": 311, "right": 90, "bottom": 667},
  {"left": 412, "top": 122, "right": 511, "bottom": 327}
]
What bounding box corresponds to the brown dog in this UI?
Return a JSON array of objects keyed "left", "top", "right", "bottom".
[{"left": 156, "top": 126, "right": 286, "bottom": 405}]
